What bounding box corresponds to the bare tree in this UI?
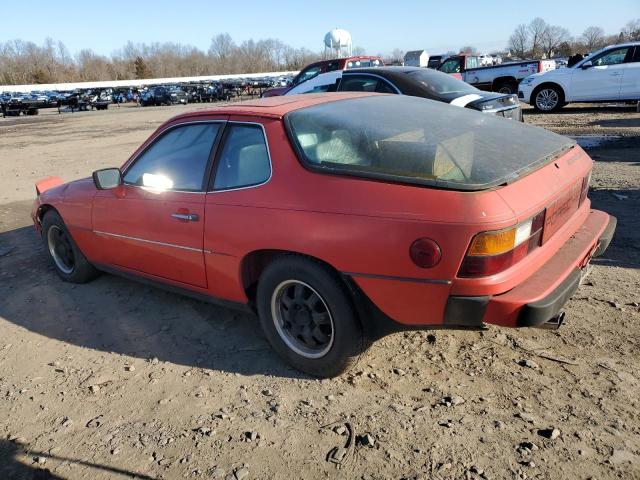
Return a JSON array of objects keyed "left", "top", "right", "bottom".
[
  {"left": 391, "top": 48, "right": 404, "bottom": 63},
  {"left": 459, "top": 45, "right": 478, "bottom": 54},
  {"left": 622, "top": 19, "right": 640, "bottom": 41},
  {"left": 542, "top": 25, "right": 571, "bottom": 58},
  {"left": 581, "top": 26, "right": 605, "bottom": 51},
  {"left": 508, "top": 24, "right": 530, "bottom": 59},
  {"left": 528, "top": 17, "right": 548, "bottom": 58},
  {"left": 352, "top": 46, "right": 366, "bottom": 56}
]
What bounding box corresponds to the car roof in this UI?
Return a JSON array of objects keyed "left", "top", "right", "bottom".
[{"left": 168, "top": 92, "right": 379, "bottom": 121}]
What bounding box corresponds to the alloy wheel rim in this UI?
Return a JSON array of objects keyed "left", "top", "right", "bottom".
[
  {"left": 47, "top": 225, "right": 74, "bottom": 274},
  {"left": 536, "top": 89, "right": 559, "bottom": 111},
  {"left": 270, "top": 280, "right": 334, "bottom": 359}
]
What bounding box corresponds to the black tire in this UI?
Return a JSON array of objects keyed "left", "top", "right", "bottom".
[
  {"left": 495, "top": 80, "right": 518, "bottom": 95},
  {"left": 256, "top": 256, "right": 365, "bottom": 378},
  {"left": 42, "top": 210, "right": 99, "bottom": 283},
  {"left": 532, "top": 84, "right": 565, "bottom": 112}
]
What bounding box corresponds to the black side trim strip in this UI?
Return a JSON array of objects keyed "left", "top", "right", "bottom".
[
  {"left": 94, "top": 263, "right": 254, "bottom": 315},
  {"left": 444, "top": 296, "right": 490, "bottom": 326},
  {"left": 344, "top": 272, "right": 452, "bottom": 285}
]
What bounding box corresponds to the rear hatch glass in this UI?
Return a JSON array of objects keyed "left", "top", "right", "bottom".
[{"left": 285, "top": 95, "right": 574, "bottom": 191}]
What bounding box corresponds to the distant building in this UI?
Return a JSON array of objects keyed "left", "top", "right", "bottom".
[{"left": 404, "top": 50, "right": 429, "bottom": 68}]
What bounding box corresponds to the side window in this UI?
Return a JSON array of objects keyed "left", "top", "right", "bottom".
[
  {"left": 293, "top": 66, "right": 322, "bottom": 86},
  {"left": 466, "top": 56, "right": 479, "bottom": 69},
  {"left": 439, "top": 58, "right": 461, "bottom": 74},
  {"left": 593, "top": 48, "right": 630, "bottom": 66},
  {"left": 123, "top": 123, "right": 220, "bottom": 191},
  {"left": 339, "top": 75, "right": 396, "bottom": 94},
  {"left": 630, "top": 47, "right": 640, "bottom": 62},
  {"left": 213, "top": 125, "right": 270, "bottom": 190}
]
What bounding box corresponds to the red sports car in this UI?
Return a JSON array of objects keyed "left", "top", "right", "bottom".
[{"left": 32, "top": 93, "right": 616, "bottom": 377}]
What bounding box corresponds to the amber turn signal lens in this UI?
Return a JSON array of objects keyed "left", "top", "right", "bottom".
[
  {"left": 410, "top": 238, "right": 441, "bottom": 268},
  {"left": 468, "top": 228, "right": 516, "bottom": 256}
]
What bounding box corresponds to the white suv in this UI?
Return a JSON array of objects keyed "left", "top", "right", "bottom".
[{"left": 519, "top": 42, "right": 640, "bottom": 112}]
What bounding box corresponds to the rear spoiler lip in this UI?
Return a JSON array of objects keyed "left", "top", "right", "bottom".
[{"left": 35, "top": 176, "right": 64, "bottom": 195}]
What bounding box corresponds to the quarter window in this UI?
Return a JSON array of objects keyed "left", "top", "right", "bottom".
[
  {"left": 123, "top": 123, "right": 220, "bottom": 191},
  {"left": 339, "top": 75, "right": 396, "bottom": 94},
  {"left": 213, "top": 125, "right": 270, "bottom": 190}
]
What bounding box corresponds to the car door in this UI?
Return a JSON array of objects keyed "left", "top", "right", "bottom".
[
  {"left": 620, "top": 46, "right": 640, "bottom": 99},
  {"left": 92, "top": 120, "right": 225, "bottom": 288},
  {"left": 570, "top": 46, "right": 631, "bottom": 101},
  {"left": 203, "top": 120, "right": 272, "bottom": 299},
  {"left": 337, "top": 74, "right": 399, "bottom": 94}
]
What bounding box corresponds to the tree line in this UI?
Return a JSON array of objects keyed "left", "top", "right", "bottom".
[
  {"left": 508, "top": 18, "right": 639, "bottom": 59},
  {"left": 0, "top": 34, "right": 322, "bottom": 85},
  {"left": 1, "top": 19, "right": 639, "bottom": 86}
]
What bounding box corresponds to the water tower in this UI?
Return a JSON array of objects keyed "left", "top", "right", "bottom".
[{"left": 324, "top": 28, "right": 352, "bottom": 58}]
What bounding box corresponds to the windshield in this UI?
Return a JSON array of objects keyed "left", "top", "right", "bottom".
[
  {"left": 405, "top": 69, "right": 477, "bottom": 95},
  {"left": 285, "top": 95, "right": 574, "bottom": 191}
]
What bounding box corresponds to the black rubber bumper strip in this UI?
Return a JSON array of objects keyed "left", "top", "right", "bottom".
[
  {"left": 517, "top": 268, "right": 582, "bottom": 327},
  {"left": 443, "top": 295, "right": 490, "bottom": 327},
  {"left": 593, "top": 214, "right": 617, "bottom": 258}
]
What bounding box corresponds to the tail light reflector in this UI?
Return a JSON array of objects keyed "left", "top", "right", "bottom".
[{"left": 410, "top": 238, "right": 441, "bottom": 268}]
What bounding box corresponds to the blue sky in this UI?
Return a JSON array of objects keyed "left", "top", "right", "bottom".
[{"left": 2, "top": 0, "right": 637, "bottom": 56}]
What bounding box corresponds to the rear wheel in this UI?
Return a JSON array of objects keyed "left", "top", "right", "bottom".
[
  {"left": 42, "top": 210, "right": 99, "bottom": 283},
  {"left": 533, "top": 85, "right": 564, "bottom": 112},
  {"left": 257, "top": 256, "right": 365, "bottom": 377},
  {"left": 495, "top": 80, "right": 518, "bottom": 95}
]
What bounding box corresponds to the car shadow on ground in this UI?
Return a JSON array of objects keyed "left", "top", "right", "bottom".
[
  {"left": 0, "top": 439, "right": 156, "bottom": 479},
  {"left": 0, "top": 223, "right": 307, "bottom": 380},
  {"left": 589, "top": 188, "right": 640, "bottom": 270}
]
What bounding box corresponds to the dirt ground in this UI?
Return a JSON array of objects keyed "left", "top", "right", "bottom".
[{"left": 0, "top": 101, "right": 639, "bottom": 480}]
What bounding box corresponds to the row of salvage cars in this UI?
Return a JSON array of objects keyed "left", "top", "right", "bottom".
[{"left": 33, "top": 90, "right": 616, "bottom": 378}]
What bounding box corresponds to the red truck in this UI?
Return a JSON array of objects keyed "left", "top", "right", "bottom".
[
  {"left": 438, "top": 54, "right": 556, "bottom": 94},
  {"left": 262, "top": 56, "right": 383, "bottom": 97}
]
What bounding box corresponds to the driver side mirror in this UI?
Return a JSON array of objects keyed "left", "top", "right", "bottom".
[
  {"left": 92, "top": 168, "right": 122, "bottom": 190},
  {"left": 581, "top": 60, "right": 593, "bottom": 69}
]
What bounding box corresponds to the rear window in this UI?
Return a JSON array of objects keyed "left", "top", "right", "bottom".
[
  {"left": 405, "top": 69, "right": 477, "bottom": 95},
  {"left": 285, "top": 95, "right": 574, "bottom": 191}
]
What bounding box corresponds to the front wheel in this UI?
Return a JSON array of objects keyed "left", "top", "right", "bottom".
[
  {"left": 256, "top": 256, "right": 365, "bottom": 377},
  {"left": 42, "top": 210, "right": 99, "bottom": 283},
  {"left": 533, "top": 85, "right": 564, "bottom": 112}
]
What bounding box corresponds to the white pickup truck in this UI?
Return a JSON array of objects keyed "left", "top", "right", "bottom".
[{"left": 437, "top": 54, "right": 556, "bottom": 94}]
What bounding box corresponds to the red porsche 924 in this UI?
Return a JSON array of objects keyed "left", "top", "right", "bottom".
[{"left": 32, "top": 93, "right": 616, "bottom": 377}]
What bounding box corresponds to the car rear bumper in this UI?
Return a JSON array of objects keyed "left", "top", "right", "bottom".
[{"left": 444, "top": 210, "right": 616, "bottom": 328}]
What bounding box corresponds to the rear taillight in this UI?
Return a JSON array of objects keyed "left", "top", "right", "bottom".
[
  {"left": 537, "top": 62, "right": 542, "bottom": 73},
  {"left": 579, "top": 171, "right": 591, "bottom": 206},
  {"left": 458, "top": 211, "right": 545, "bottom": 277}
]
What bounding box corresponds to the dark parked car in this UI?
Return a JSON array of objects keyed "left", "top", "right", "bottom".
[
  {"left": 140, "top": 90, "right": 156, "bottom": 106},
  {"left": 145, "top": 86, "right": 188, "bottom": 106},
  {"left": 286, "top": 66, "right": 523, "bottom": 121}
]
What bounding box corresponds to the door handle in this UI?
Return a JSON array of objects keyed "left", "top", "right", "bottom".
[{"left": 171, "top": 212, "right": 199, "bottom": 221}]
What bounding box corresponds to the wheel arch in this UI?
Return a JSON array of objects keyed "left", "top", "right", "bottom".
[
  {"left": 240, "top": 249, "right": 348, "bottom": 302},
  {"left": 35, "top": 203, "right": 60, "bottom": 229},
  {"left": 240, "top": 248, "right": 398, "bottom": 341},
  {"left": 532, "top": 81, "right": 566, "bottom": 101},
  {"left": 492, "top": 76, "right": 517, "bottom": 89}
]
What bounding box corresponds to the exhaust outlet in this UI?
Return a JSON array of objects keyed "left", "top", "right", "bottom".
[{"left": 536, "top": 311, "right": 566, "bottom": 330}]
